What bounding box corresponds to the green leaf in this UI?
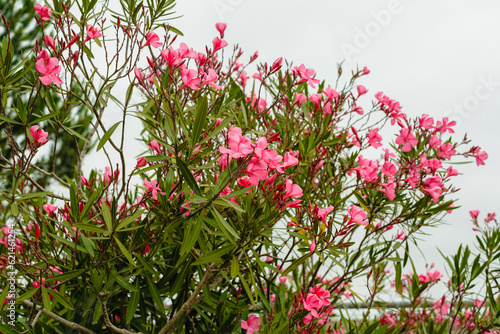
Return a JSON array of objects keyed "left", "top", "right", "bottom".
[
  {"left": 176, "top": 156, "right": 201, "bottom": 196},
  {"left": 238, "top": 273, "right": 255, "bottom": 304},
  {"left": 102, "top": 203, "right": 113, "bottom": 231},
  {"left": 80, "top": 234, "right": 95, "bottom": 257},
  {"left": 127, "top": 283, "right": 140, "bottom": 323},
  {"left": 116, "top": 209, "right": 144, "bottom": 231},
  {"left": 48, "top": 289, "right": 74, "bottom": 310},
  {"left": 116, "top": 275, "right": 139, "bottom": 292},
  {"left": 213, "top": 198, "right": 245, "bottom": 213},
  {"left": 17, "top": 288, "right": 39, "bottom": 302},
  {"left": 199, "top": 115, "right": 234, "bottom": 145},
  {"left": 74, "top": 223, "right": 105, "bottom": 234},
  {"left": 19, "top": 191, "right": 51, "bottom": 199},
  {"left": 0, "top": 114, "right": 22, "bottom": 125},
  {"left": 44, "top": 269, "right": 86, "bottom": 283},
  {"left": 114, "top": 236, "right": 136, "bottom": 267},
  {"left": 282, "top": 253, "right": 310, "bottom": 276},
  {"left": 97, "top": 121, "right": 121, "bottom": 151},
  {"left": 0, "top": 286, "right": 9, "bottom": 307},
  {"left": 211, "top": 206, "right": 239, "bottom": 241},
  {"left": 0, "top": 323, "right": 17, "bottom": 334},
  {"left": 191, "top": 244, "right": 235, "bottom": 265},
  {"left": 145, "top": 275, "right": 164, "bottom": 313},
  {"left": 42, "top": 287, "right": 52, "bottom": 312},
  {"left": 191, "top": 95, "right": 208, "bottom": 148},
  {"left": 230, "top": 256, "right": 239, "bottom": 279},
  {"left": 180, "top": 214, "right": 203, "bottom": 255},
  {"left": 62, "top": 124, "right": 90, "bottom": 142}
]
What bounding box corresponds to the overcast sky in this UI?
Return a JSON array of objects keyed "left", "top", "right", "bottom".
[{"left": 168, "top": 0, "right": 500, "bottom": 287}]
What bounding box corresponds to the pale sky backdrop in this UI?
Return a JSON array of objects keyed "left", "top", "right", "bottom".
[
  {"left": 88, "top": 0, "right": 500, "bottom": 298},
  {"left": 170, "top": 0, "right": 500, "bottom": 291}
]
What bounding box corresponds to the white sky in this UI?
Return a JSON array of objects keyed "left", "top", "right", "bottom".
[{"left": 169, "top": 0, "right": 500, "bottom": 291}]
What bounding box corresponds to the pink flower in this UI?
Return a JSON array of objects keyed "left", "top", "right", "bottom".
[
  {"left": 177, "top": 43, "right": 198, "bottom": 59},
  {"left": 469, "top": 210, "right": 480, "bottom": 221},
  {"left": 347, "top": 205, "right": 368, "bottom": 225},
  {"left": 438, "top": 143, "right": 456, "bottom": 160},
  {"left": 212, "top": 37, "right": 228, "bottom": 53},
  {"left": 104, "top": 167, "right": 119, "bottom": 184},
  {"left": 367, "top": 128, "right": 382, "bottom": 148},
  {"left": 380, "top": 179, "right": 396, "bottom": 201},
  {"left": 422, "top": 175, "right": 443, "bottom": 203},
  {"left": 317, "top": 206, "right": 334, "bottom": 223},
  {"left": 85, "top": 25, "right": 102, "bottom": 42},
  {"left": 143, "top": 32, "right": 162, "bottom": 48},
  {"left": 428, "top": 135, "right": 442, "bottom": 149},
  {"left": 30, "top": 125, "right": 49, "bottom": 146},
  {"left": 322, "top": 87, "right": 339, "bottom": 101},
  {"left": 284, "top": 179, "right": 303, "bottom": 199},
  {"left": 245, "top": 157, "right": 268, "bottom": 185},
  {"left": 310, "top": 239, "right": 316, "bottom": 254},
  {"left": 161, "top": 47, "right": 181, "bottom": 68},
  {"left": 471, "top": 146, "right": 488, "bottom": 166},
  {"left": 148, "top": 140, "right": 161, "bottom": 154},
  {"left": 271, "top": 57, "right": 283, "bottom": 71},
  {"left": 34, "top": 4, "right": 51, "bottom": 23},
  {"left": 362, "top": 66, "right": 370, "bottom": 75},
  {"left": 44, "top": 35, "right": 55, "bottom": 50},
  {"left": 419, "top": 114, "right": 434, "bottom": 129},
  {"left": 219, "top": 126, "right": 253, "bottom": 159},
  {"left": 357, "top": 85, "right": 368, "bottom": 96},
  {"left": 144, "top": 178, "right": 165, "bottom": 201},
  {"left": 294, "top": 64, "right": 320, "bottom": 88},
  {"left": 43, "top": 203, "right": 58, "bottom": 216},
  {"left": 134, "top": 68, "right": 143, "bottom": 83},
  {"left": 395, "top": 127, "right": 418, "bottom": 152},
  {"left": 293, "top": 93, "right": 307, "bottom": 106},
  {"left": 136, "top": 157, "right": 147, "bottom": 168},
  {"left": 485, "top": 212, "right": 497, "bottom": 223},
  {"left": 180, "top": 69, "right": 201, "bottom": 90},
  {"left": 200, "top": 69, "right": 222, "bottom": 89},
  {"left": 276, "top": 151, "right": 299, "bottom": 173},
  {"left": 435, "top": 117, "right": 456, "bottom": 134},
  {"left": 241, "top": 314, "right": 261, "bottom": 334},
  {"left": 215, "top": 22, "right": 227, "bottom": 38},
  {"left": 35, "top": 53, "right": 63, "bottom": 85}
]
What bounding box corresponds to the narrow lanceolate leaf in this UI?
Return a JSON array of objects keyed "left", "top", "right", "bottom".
[
  {"left": 191, "top": 95, "right": 208, "bottom": 148},
  {"left": 116, "top": 275, "right": 139, "bottom": 292},
  {"left": 114, "top": 236, "right": 136, "bottom": 267},
  {"left": 282, "top": 253, "right": 310, "bottom": 276},
  {"left": 230, "top": 256, "right": 239, "bottom": 279},
  {"left": 41, "top": 287, "right": 52, "bottom": 312},
  {"left": 211, "top": 206, "right": 239, "bottom": 238},
  {"left": 17, "top": 288, "right": 39, "bottom": 302},
  {"left": 116, "top": 209, "right": 144, "bottom": 231},
  {"left": 180, "top": 215, "right": 203, "bottom": 255},
  {"left": 0, "top": 286, "right": 9, "bottom": 307},
  {"left": 97, "top": 121, "right": 121, "bottom": 151},
  {"left": 48, "top": 289, "right": 74, "bottom": 310},
  {"left": 101, "top": 203, "right": 113, "bottom": 231},
  {"left": 176, "top": 156, "right": 202, "bottom": 196},
  {"left": 145, "top": 275, "right": 164, "bottom": 313},
  {"left": 44, "top": 269, "right": 86, "bottom": 283},
  {"left": 127, "top": 283, "right": 141, "bottom": 323},
  {"left": 191, "top": 244, "right": 235, "bottom": 265}
]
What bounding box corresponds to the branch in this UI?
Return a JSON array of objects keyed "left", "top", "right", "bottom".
[
  {"left": 21, "top": 300, "right": 96, "bottom": 334},
  {"left": 99, "top": 298, "right": 142, "bottom": 334},
  {"left": 158, "top": 264, "right": 215, "bottom": 334}
]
